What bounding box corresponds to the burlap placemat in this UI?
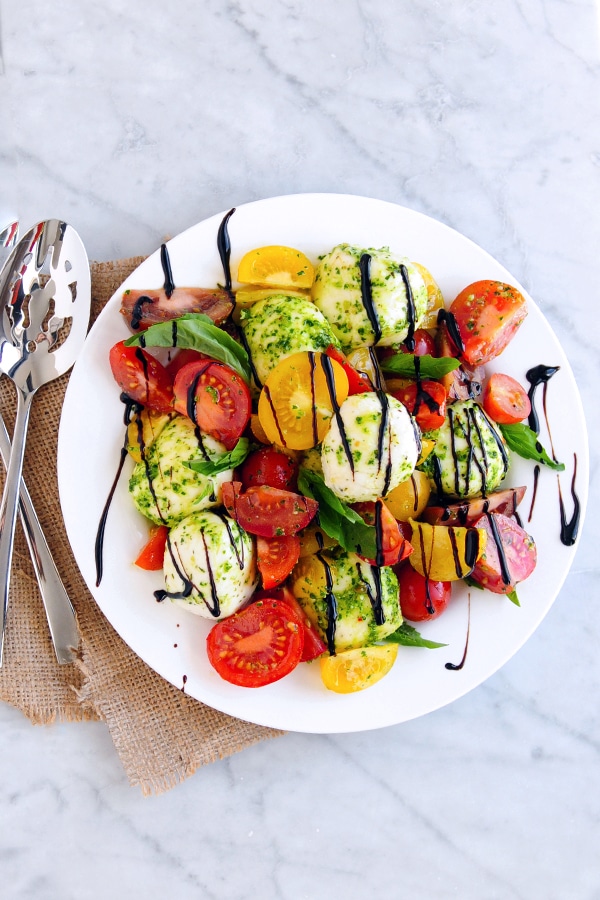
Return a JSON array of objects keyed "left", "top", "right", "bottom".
[{"left": 0, "top": 257, "right": 283, "bottom": 794}]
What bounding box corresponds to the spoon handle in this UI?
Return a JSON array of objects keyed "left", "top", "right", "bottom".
[
  {"left": 0, "top": 389, "right": 34, "bottom": 666},
  {"left": 0, "top": 413, "right": 79, "bottom": 664}
]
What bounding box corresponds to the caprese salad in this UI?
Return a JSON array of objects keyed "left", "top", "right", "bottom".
[{"left": 102, "top": 218, "right": 564, "bottom": 693}]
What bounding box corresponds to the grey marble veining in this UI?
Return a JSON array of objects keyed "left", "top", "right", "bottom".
[{"left": 2, "top": 1, "right": 600, "bottom": 897}]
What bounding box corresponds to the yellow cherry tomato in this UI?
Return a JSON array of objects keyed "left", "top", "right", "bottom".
[
  {"left": 418, "top": 438, "right": 436, "bottom": 466},
  {"left": 298, "top": 523, "right": 338, "bottom": 558},
  {"left": 320, "top": 645, "right": 399, "bottom": 693},
  {"left": 408, "top": 518, "right": 487, "bottom": 581},
  {"left": 237, "top": 246, "right": 315, "bottom": 289},
  {"left": 413, "top": 262, "right": 444, "bottom": 329},
  {"left": 384, "top": 471, "right": 431, "bottom": 522},
  {"left": 345, "top": 346, "right": 384, "bottom": 390},
  {"left": 258, "top": 351, "right": 349, "bottom": 451},
  {"left": 126, "top": 409, "right": 173, "bottom": 463}
]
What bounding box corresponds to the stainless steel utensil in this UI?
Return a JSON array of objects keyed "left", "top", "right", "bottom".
[
  {"left": 0, "top": 220, "right": 91, "bottom": 665},
  {"left": 0, "top": 221, "right": 19, "bottom": 273}
]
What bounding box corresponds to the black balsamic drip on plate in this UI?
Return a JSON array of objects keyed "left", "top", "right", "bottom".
[
  {"left": 160, "top": 243, "right": 176, "bottom": 298},
  {"left": 528, "top": 465, "right": 540, "bottom": 523},
  {"left": 559, "top": 453, "right": 580, "bottom": 546},
  {"left": 217, "top": 208, "right": 236, "bottom": 300},
  {"left": 445, "top": 593, "right": 471, "bottom": 671},
  {"left": 359, "top": 253, "right": 382, "bottom": 344},
  {"left": 526, "top": 365, "right": 559, "bottom": 437}
]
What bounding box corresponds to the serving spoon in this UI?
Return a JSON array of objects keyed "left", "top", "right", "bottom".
[{"left": 0, "top": 220, "right": 91, "bottom": 665}]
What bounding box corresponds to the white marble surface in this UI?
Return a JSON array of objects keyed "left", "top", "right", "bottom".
[{"left": 2, "top": 0, "right": 600, "bottom": 897}]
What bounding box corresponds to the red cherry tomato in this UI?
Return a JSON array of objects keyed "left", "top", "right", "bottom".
[
  {"left": 165, "top": 348, "right": 211, "bottom": 379},
  {"left": 353, "top": 499, "right": 413, "bottom": 567},
  {"left": 221, "top": 482, "right": 318, "bottom": 538},
  {"left": 405, "top": 329, "right": 436, "bottom": 356},
  {"left": 483, "top": 373, "right": 531, "bottom": 425},
  {"left": 395, "top": 565, "right": 451, "bottom": 621},
  {"left": 109, "top": 341, "right": 173, "bottom": 414},
  {"left": 325, "top": 345, "right": 373, "bottom": 395},
  {"left": 449, "top": 280, "right": 527, "bottom": 366},
  {"left": 134, "top": 525, "right": 169, "bottom": 570},
  {"left": 391, "top": 380, "right": 447, "bottom": 431},
  {"left": 256, "top": 534, "right": 301, "bottom": 589},
  {"left": 206, "top": 598, "right": 304, "bottom": 687},
  {"left": 173, "top": 360, "right": 251, "bottom": 450},
  {"left": 255, "top": 586, "right": 327, "bottom": 661},
  {"left": 240, "top": 448, "right": 298, "bottom": 491},
  {"left": 470, "top": 512, "right": 537, "bottom": 595}
]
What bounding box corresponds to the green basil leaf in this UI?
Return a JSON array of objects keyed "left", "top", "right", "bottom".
[
  {"left": 499, "top": 423, "right": 565, "bottom": 471},
  {"left": 507, "top": 589, "right": 520, "bottom": 607},
  {"left": 125, "top": 313, "right": 251, "bottom": 384},
  {"left": 384, "top": 621, "right": 447, "bottom": 649},
  {"left": 463, "top": 576, "right": 485, "bottom": 591},
  {"left": 297, "top": 468, "right": 377, "bottom": 558},
  {"left": 380, "top": 353, "right": 460, "bottom": 379},
  {"left": 185, "top": 437, "right": 251, "bottom": 476}
]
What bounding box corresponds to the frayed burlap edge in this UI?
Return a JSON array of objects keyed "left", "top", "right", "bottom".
[{"left": 0, "top": 256, "right": 283, "bottom": 794}]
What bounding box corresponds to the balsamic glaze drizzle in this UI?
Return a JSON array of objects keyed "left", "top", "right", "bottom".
[
  {"left": 160, "top": 243, "right": 175, "bottom": 298},
  {"left": 359, "top": 253, "right": 381, "bottom": 343},
  {"left": 400, "top": 263, "right": 416, "bottom": 351},
  {"left": 437, "top": 308, "right": 464, "bottom": 354},
  {"left": 559, "top": 454, "right": 580, "bottom": 546},
  {"left": 528, "top": 465, "right": 540, "bottom": 523},
  {"left": 526, "top": 365, "right": 560, "bottom": 436},
  {"left": 130, "top": 295, "right": 153, "bottom": 330},
  {"left": 217, "top": 208, "right": 236, "bottom": 298},
  {"left": 375, "top": 390, "right": 393, "bottom": 497},
  {"left": 445, "top": 593, "right": 470, "bottom": 671},
  {"left": 319, "top": 353, "right": 354, "bottom": 474}
]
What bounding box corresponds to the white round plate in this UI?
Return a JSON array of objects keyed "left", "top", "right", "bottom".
[{"left": 58, "top": 193, "right": 588, "bottom": 733}]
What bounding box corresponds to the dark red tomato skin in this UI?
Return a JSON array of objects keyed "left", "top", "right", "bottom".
[
  {"left": 109, "top": 341, "right": 174, "bottom": 414},
  {"left": 256, "top": 534, "right": 301, "bottom": 589},
  {"left": 404, "top": 329, "right": 436, "bottom": 357},
  {"left": 325, "top": 345, "right": 373, "bottom": 395},
  {"left": 221, "top": 482, "right": 318, "bottom": 538},
  {"left": 206, "top": 598, "right": 304, "bottom": 687},
  {"left": 395, "top": 565, "right": 451, "bottom": 621},
  {"left": 173, "top": 360, "right": 251, "bottom": 450},
  {"left": 390, "top": 380, "right": 447, "bottom": 431},
  {"left": 353, "top": 500, "right": 413, "bottom": 567},
  {"left": 450, "top": 280, "right": 527, "bottom": 366},
  {"left": 240, "top": 448, "right": 298, "bottom": 491},
  {"left": 254, "top": 587, "right": 327, "bottom": 662},
  {"left": 483, "top": 373, "right": 531, "bottom": 425},
  {"left": 470, "top": 512, "right": 537, "bottom": 594}
]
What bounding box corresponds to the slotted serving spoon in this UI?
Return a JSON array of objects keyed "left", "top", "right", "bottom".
[{"left": 0, "top": 220, "right": 91, "bottom": 665}]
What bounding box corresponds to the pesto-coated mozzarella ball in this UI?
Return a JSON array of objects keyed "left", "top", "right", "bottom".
[
  {"left": 320, "top": 392, "right": 420, "bottom": 503},
  {"left": 129, "top": 415, "right": 232, "bottom": 527},
  {"left": 164, "top": 511, "right": 257, "bottom": 620},
  {"left": 290, "top": 548, "right": 401, "bottom": 652},
  {"left": 312, "top": 244, "right": 428, "bottom": 352},
  {"left": 240, "top": 293, "right": 340, "bottom": 385},
  {"left": 420, "top": 400, "right": 510, "bottom": 499}
]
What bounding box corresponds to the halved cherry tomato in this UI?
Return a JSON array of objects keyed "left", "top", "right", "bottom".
[
  {"left": 240, "top": 448, "right": 298, "bottom": 491},
  {"left": 423, "top": 486, "right": 527, "bottom": 526},
  {"left": 449, "top": 280, "right": 528, "bottom": 366},
  {"left": 390, "top": 380, "right": 447, "bottom": 431},
  {"left": 255, "top": 586, "right": 327, "bottom": 661},
  {"left": 320, "top": 644, "right": 398, "bottom": 693},
  {"left": 206, "top": 598, "right": 304, "bottom": 687},
  {"left": 256, "top": 534, "right": 301, "bottom": 589},
  {"left": 403, "top": 329, "right": 436, "bottom": 357},
  {"left": 325, "top": 345, "right": 373, "bottom": 395},
  {"left": 173, "top": 360, "right": 251, "bottom": 450},
  {"left": 134, "top": 525, "right": 169, "bottom": 570},
  {"left": 109, "top": 341, "right": 173, "bottom": 414},
  {"left": 470, "top": 512, "right": 537, "bottom": 594},
  {"left": 222, "top": 482, "right": 318, "bottom": 538},
  {"left": 483, "top": 373, "right": 531, "bottom": 425},
  {"left": 165, "top": 348, "right": 211, "bottom": 379},
  {"left": 353, "top": 499, "right": 413, "bottom": 567},
  {"left": 395, "top": 565, "right": 451, "bottom": 621}
]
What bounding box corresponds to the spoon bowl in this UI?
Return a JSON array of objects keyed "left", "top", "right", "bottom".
[{"left": 0, "top": 220, "right": 90, "bottom": 664}]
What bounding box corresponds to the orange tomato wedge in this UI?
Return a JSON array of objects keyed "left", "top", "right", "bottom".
[
  {"left": 237, "top": 246, "right": 315, "bottom": 289},
  {"left": 257, "top": 351, "right": 349, "bottom": 450},
  {"left": 320, "top": 645, "right": 399, "bottom": 693}
]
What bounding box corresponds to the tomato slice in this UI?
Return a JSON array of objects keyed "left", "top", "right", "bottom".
[
  {"left": 353, "top": 499, "right": 413, "bottom": 567},
  {"left": 402, "top": 328, "right": 436, "bottom": 357},
  {"left": 109, "top": 341, "right": 174, "bottom": 414},
  {"left": 134, "top": 525, "right": 169, "bottom": 570},
  {"left": 390, "top": 380, "right": 447, "bottom": 431},
  {"left": 255, "top": 586, "right": 327, "bottom": 661},
  {"left": 320, "top": 644, "right": 399, "bottom": 693},
  {"left": 436, "top": 320, "right": 484, "bottom": 400},
  {"left": 449, "top": 280, "right": 528, "bottom": 366},
  {"left": 423, "top": 486, "right": 527, "bottom": 526},
  {"left": 173, "top": 360, "right": 251, "bottom": 450},
  {"left": 256, "top": 535, "right": 301, "bottom": 589},
  {"left": 325, "top": 345, "right": 373, "bottom": 395},
  {"left": 394, "top": 564, "right": 451, "bottom": 621},
  {"left": 469, "top": 512, "right": 537, "bottom": 594},
  {"left": 240, "top": 448, "right": 298, "bottom": 491},
  {"left": 206, "top": 598, "right": 304, "bottom": 687},
  {"left": 165, "top": 348, "right": 211, "bottom": 379},
  {"left": 222, "top": 482, "right": 318, "bottom": 537},
  {"left": 483, "top": 373, "right": 531, "bottom": 425}
]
